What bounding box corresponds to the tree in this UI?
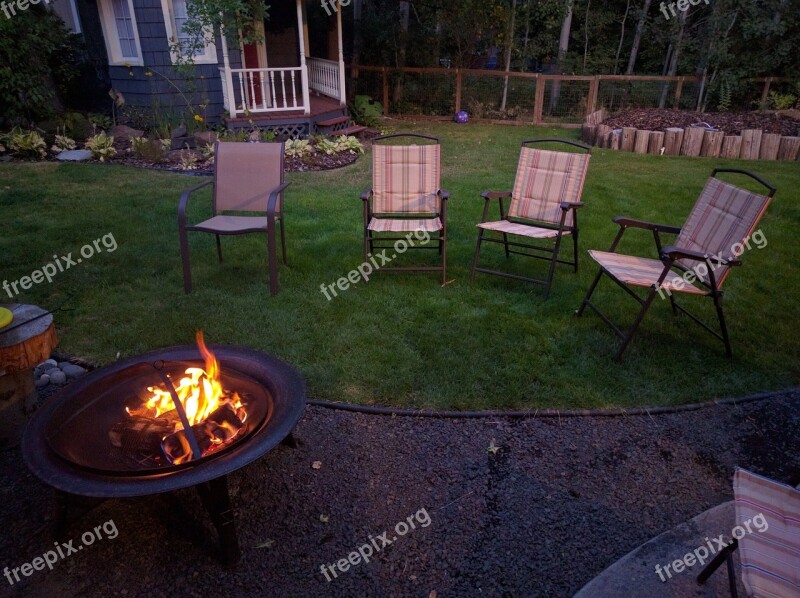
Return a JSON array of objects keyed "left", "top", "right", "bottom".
[{"left": 625, "top": 0, "right": 651, "bottom": 74}]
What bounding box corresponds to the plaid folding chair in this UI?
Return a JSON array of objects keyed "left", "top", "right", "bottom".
[
  {"left": 361, "top": 133, "right": 449, "bottom": 285},
  {"left": 697, "top": 468, "right": 800, "bottom": 597},
  {"left": 576, "top": 169, "right": 776, "bottom": 361},
  {"left": 470, "top": 139, "right": 592, "bottom": 299}
]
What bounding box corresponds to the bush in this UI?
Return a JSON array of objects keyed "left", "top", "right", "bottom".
[
  {"left": 85, "top": 133, "right": 117, "bottom": 162},
  {"left": 4, "top": 127, "right": 47, "bottom": 159},
  {"left": 350, "top": 95, "right": 383, "bottom": 128},
  {"left": 130, "top": 136, "right": 168, "bottom": 163},
  {"left": 285, "top": 139, "right": 313, "bottom": 157},
  {"left": 51, "top": 134, "right": 77, "bottom": 153}
]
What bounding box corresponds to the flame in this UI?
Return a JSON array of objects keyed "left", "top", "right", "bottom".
[{"left": 134, "top": 331, "right": 244, "bottom": 428}]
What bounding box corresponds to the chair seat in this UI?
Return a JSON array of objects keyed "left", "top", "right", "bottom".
[
  {"left": 588, "top": 250, "right": 708, "bottom": 295},
  {"left": 191, "top": 215, "right": 278, "bottom": 234},
  {"left": 477, "top": 219, "right": 570, "bottom": 239},
  {"left": 368, "top": 217, "right": 443, "bottom": 233}
]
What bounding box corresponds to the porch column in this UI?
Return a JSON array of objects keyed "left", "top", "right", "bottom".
[
  {"left": 336, "top": 0, "right": 346, "bottom": 105},
  {"left": 296, "top": 0, "right": 311, "bottom": 115},
  {"left": 219, "top": 21, "right": 238, "bottom": 118}
]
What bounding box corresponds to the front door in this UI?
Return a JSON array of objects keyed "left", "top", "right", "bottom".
[{"left": 241, "top": 21, "right": 269, "bottom": 108}]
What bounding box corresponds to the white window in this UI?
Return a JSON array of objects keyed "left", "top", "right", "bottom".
[
  {"left": 97, "top": 0, "right": 143, "bottom": 65},
  {"left": 160, "top": 0, "right": 218, "bottom": 64}
]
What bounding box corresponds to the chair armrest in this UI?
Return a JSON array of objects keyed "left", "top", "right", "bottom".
[
  {"left": 266, "top": 182, "right": 291, "bottom": 216},
  {"left": 178, "top": 179, "right": 214, "bottom": 227},
  {"left": 439, "top": 189, "right": 451, "bottom": 200},
  {"left": 481, "top": 191, "right": 512, "bottom": 200},
  {"left": 560, "top": 201, "right": 585, "bottom": 211},
  {"left": 613, "top": 217, "right": 682, "bottom": 234},
  {"left": 360, "top": 190, "right": 372, "bottom": 201},
  {"left": 662, "top": 245, "right": 742, "bottom": 267}
]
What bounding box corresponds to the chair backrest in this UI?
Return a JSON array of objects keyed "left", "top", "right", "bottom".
[
  {"left": 508, "top": 139, "right": 591, "bottom": 228},
  {"left": 674, "top": 170, "right": 775, "bottom": 287},
  {"left": 733, "top": 468, "right": 800, "bottom": 598},
  {"left": 371, "top": 134, "right": 441, "bottom": 215},
  {"left": 213, "top": 141, "right": 285, "bottom": 213}
]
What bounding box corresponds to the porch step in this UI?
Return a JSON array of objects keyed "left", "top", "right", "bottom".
[
  {"left": 317, "top": 116, "right": 350, "bottom": 128},
  {"left": 338, "top": 125, "right": 368, "bottom": 136}
]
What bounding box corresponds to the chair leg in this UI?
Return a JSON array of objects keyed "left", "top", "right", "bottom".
[
  {"left": 364, "top": 229, "right": 371, "bottom": 263},
  {"left": 216, "top": 235, "right": 223, "bottom": 263},
  {"left": 441, "top": 230, "right": 447, "bottom": 286},
  {"left": 713, "top": 293, "right": 733, "bottom": 357},
  {"left": 576, "top": 268, "right": 604, "bottom": 317},
  {"left": 179, "top": 227, "right": 192, "bottom": 294},
  {"left": 543, "top": 236, "right": 564, "bottom": 301},
  {"left": 503, "top": 233, "right": 510, "bottom": 258},
  {"left": 572, "top": 231, "right": 579, "bottom": 273},
  {"left": 470, "top": 230, "right": 485, "bottom": 282},
  {"left": 614, "top": 287, "right": 659, "bottom": 362},
  {"left": 279, "top": 217, "right": 288, "bottom": 265},
  {"left": 267, "top": 223, "right": 279, "bottom": 296}
]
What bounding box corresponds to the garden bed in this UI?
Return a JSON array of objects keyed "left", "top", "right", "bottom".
[{"left": 601, "top": 108, "right": 800, "bottom": 136}]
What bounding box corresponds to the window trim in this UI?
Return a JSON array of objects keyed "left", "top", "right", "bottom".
[
  {"left": 159, "top": 0, "right": 218, "bottom": 65},
  {"left": 97, "top": 0, "right": 143, "bottom": 66}
]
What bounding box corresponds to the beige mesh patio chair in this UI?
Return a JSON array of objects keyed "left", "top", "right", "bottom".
[
  {"left": 361, "top": 133, "right": 449, "bottom": 285},
  {"left": 470, "top": 139, "right": 592, "bottom": 299},
  {"left": 576, "top": 169, "right": 776, "bottom": 361},
  {"left": 697, "top": 468, "right": 800, "bottom": 597},
  {"left": 178, "top": 141, "right": 290, "bottom": 296}
]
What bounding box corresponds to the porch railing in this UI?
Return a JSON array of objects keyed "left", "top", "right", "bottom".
[
  {"left": 220, "top": 66, "right": 307, "bottom": 117},
  {"left": 308, "top": 57, "right": 341, "bottom": 101}
]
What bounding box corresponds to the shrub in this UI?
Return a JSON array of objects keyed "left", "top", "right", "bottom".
[
  {"left": 335, "top": 135, "right": 364, "bottom": 155},
  {"left": 315, "top": 137, "right": 339, "bottom": 156},
  {"left": 85, "top": 133, "right": 117, "bottom": 162},
  {"left": 4, "top": 127, "right": 47, "bottom": 159},
  {"left": 51, "top": 134, "right": 76, "bottom": 153},
  {"left": 87, "top": 113, "right": 113, "bottom": 131},
  {"left": 350, "top": 95, "right": 383, "bottom": 128},
  {"left": 285, "top": 139, "right": 313, "bottom": 157},
  {"left": 130, "top": 136, "right": 168, "bottom": 163}
]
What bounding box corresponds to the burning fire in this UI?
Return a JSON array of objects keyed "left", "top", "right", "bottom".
[
  {"left": 114, "top": 332, "right": 248, "bottom": 465},
  {"left": 131, "top": 332, "right": 245, "bottom": 429}
]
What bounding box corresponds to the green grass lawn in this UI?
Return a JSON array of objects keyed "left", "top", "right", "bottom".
[{"left": 2, "top": 122, "right": 798, "bottom": 410}]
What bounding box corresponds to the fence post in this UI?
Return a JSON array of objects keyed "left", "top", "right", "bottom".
[
  {"left": 673, "top": 77, "right": 684, "bottom": 109},
  {"left": 587, "top": 75, "right": 600, "bottom": 117},
  {"left": 454, "top": 69, "right": 462, "bottom": 114},
  {"left": 534, "top": 75, "right": 545, "bottom": 124},
  {"left": 760, "top": 77, "right": 773, "bottom": 109},
  {"left": 382, "top": 67, "right": 389, "bottom": 116}
]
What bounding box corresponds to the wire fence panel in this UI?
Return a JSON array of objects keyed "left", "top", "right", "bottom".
[
  {"left": 389, "top": 70, "right": 456, "bottom": 116},
  {"left": 542, "top": 79, "right": 591, "bottom": 123},
  {"left": 461, "top": 73, "right": 537, "bottom": 121},
  {"left": 349, "top": 69, "right": 384, "bottom": 106},
  {"left": 597, "top": 79, "right": 680, "bottom": 113}
]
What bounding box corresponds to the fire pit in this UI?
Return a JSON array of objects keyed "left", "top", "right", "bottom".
[{"left": 22, "top": 338, "right": 305, "bottom": 565}]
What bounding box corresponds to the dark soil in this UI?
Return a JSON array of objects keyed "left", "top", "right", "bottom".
[
  {"left": 1, "top": 383, "right": 798, "bottom": 597},
  {"left": 602, "top": 109, "right": 800, "bottom": 136}
]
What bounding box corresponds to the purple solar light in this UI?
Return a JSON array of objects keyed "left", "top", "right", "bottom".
[{"left": 454, "top": 111, "right": 469, "bottom": 124}]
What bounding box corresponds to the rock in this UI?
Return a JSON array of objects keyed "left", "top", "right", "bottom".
[
  {"left": 61, "top": 363, "right": 87, "bottom": 379},
  {"left": 36, "top": 374, "right": 50, "bottom": 388},
  {"left": 42, "top": 359, "right": 57, "bottom": 367},
  {"left": 56, "top": 149, "right": 93, "bottom": 162},
  {"left": 248, "top": 130, "right": 260, "bottom": 143},
  {"left": 194, "top": 131, "right": 218, "bottom": 146},
  {"left": 34, "top": 366, "right": 43, "bottom": 378},
  {"left": 42, "top": 362, "right": 59, "bottom": 372},
  {"left": 49, "top": 370, "right": 67, "bottom": 385},
  {"left": 171, "top": 136, "right": 195, "bottom": 151},
  {"left": 110, "top": 125, "right": 144, "bottom": 141},
  {"left": 171, "top": 124, "right": 187, "bottom": 139},
  {"left": 0, "top": 155, "right": 11, "bottom": 162}
]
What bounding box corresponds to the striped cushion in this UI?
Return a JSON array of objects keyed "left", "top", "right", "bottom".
[
  {"left": 734, "top": 468, "right": 800, "bottom": 598},
  {"left": 675, "top": 177, "right": 771, "bottom": 287},
  {"left": 372, "top": 144, "right": 441, "bottom": 214},
  {"left": 508, "top": 147, "right": 590, "bottom": 227},
  {"left": 368, "top": 217, "right": 442, "bottom": 233},
  {"left": 477, "top": 220, "right": 571, "bottom": 239},
  {"left": 588, "top": 250, "right": 707, "bottom": 295}
]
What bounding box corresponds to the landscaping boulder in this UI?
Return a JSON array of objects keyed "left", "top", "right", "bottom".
[
  {"left": 111, "top": 125, "right": 144, "bottom": 141},
  {"left": 194, "top": 131, "right": 218, "bottom": 146},
  {"left": 61, "top": 363, "right": 87, "bottom": 379},
  {"left": 49, "top": 370, "right": 67, "bottom": 385},
  {"left": 171, "top": 124, "right": 187, "bottom": 139},
  {"left": 56, "top": 149, "right": 92, "bottom": 162}
]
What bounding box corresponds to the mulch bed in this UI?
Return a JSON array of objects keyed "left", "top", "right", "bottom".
[
  {"left": 2, "top": 377, "right": 798, "bottom": 597},
  {"left": 602, "top": 109, "right": 800, "bottom": 136}
]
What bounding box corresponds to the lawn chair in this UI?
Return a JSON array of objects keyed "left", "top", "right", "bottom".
[
  {"left": 361, "top": 134, "right": 449, "bottom": 285},
  {"left": 470, "top": 139, "right": 592, "bottom": 299},
  {"left": 178, "top": 141, "right": 290, "bottom": 296},
  {"left": 697, "top": 468, "right": 800, "bottom": 597},
  {"left": 576, "top": 169, "right": 776, "bottom": 361}
]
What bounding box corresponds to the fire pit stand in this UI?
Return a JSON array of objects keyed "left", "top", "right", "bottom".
[{"left": 23, "top": 345, "right": 306, "bottom": 566}]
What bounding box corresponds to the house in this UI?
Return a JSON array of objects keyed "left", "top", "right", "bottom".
[{"left": 75, "top": 0, "right": 358, "bottom": 135}]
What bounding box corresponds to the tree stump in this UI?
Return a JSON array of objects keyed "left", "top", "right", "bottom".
[
  {"left": 634, "top": 130, "right": 651, "bottom": 154},
  {"left": 777, "top": 136, "right": 800, "bottom": 161},
  {"left": 581, "top": 124, "right": 596, "bottom": 145},
  {"left": 648, "top": 131, "right": 665, "bottom": 155},
  {"left": 701, "top": 130, "right": 725, "bottom": 158},
  {"left": 621, "top": 127, "right": 637, "bottom": 152},
  {"left": 595, "top": 125, "right": 612, "bottom": 148},
  {"left": 0, "top": 304, "right": 58, "bottom": 449},
  {"left": 664, "top": 128, "right": 684, "bottom": 156},
  {"left": 681, "top": 127, "right": 705, "bottom": 157},
  {"left": 721, "top": 136, "right": 742, "bottom": 159},
  {"left": 758, "top": 134, "right": 781, "bottom": 161},
  {"left": 610, "top": 129, "right": 622, "bottom": 151},
  {"left": 739, "top": 129, "right": 763, "bottom": 160}
]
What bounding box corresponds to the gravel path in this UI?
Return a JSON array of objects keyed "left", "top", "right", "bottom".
[{"left": 1, "top": 390, "right": 798, "bottom": 598}]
